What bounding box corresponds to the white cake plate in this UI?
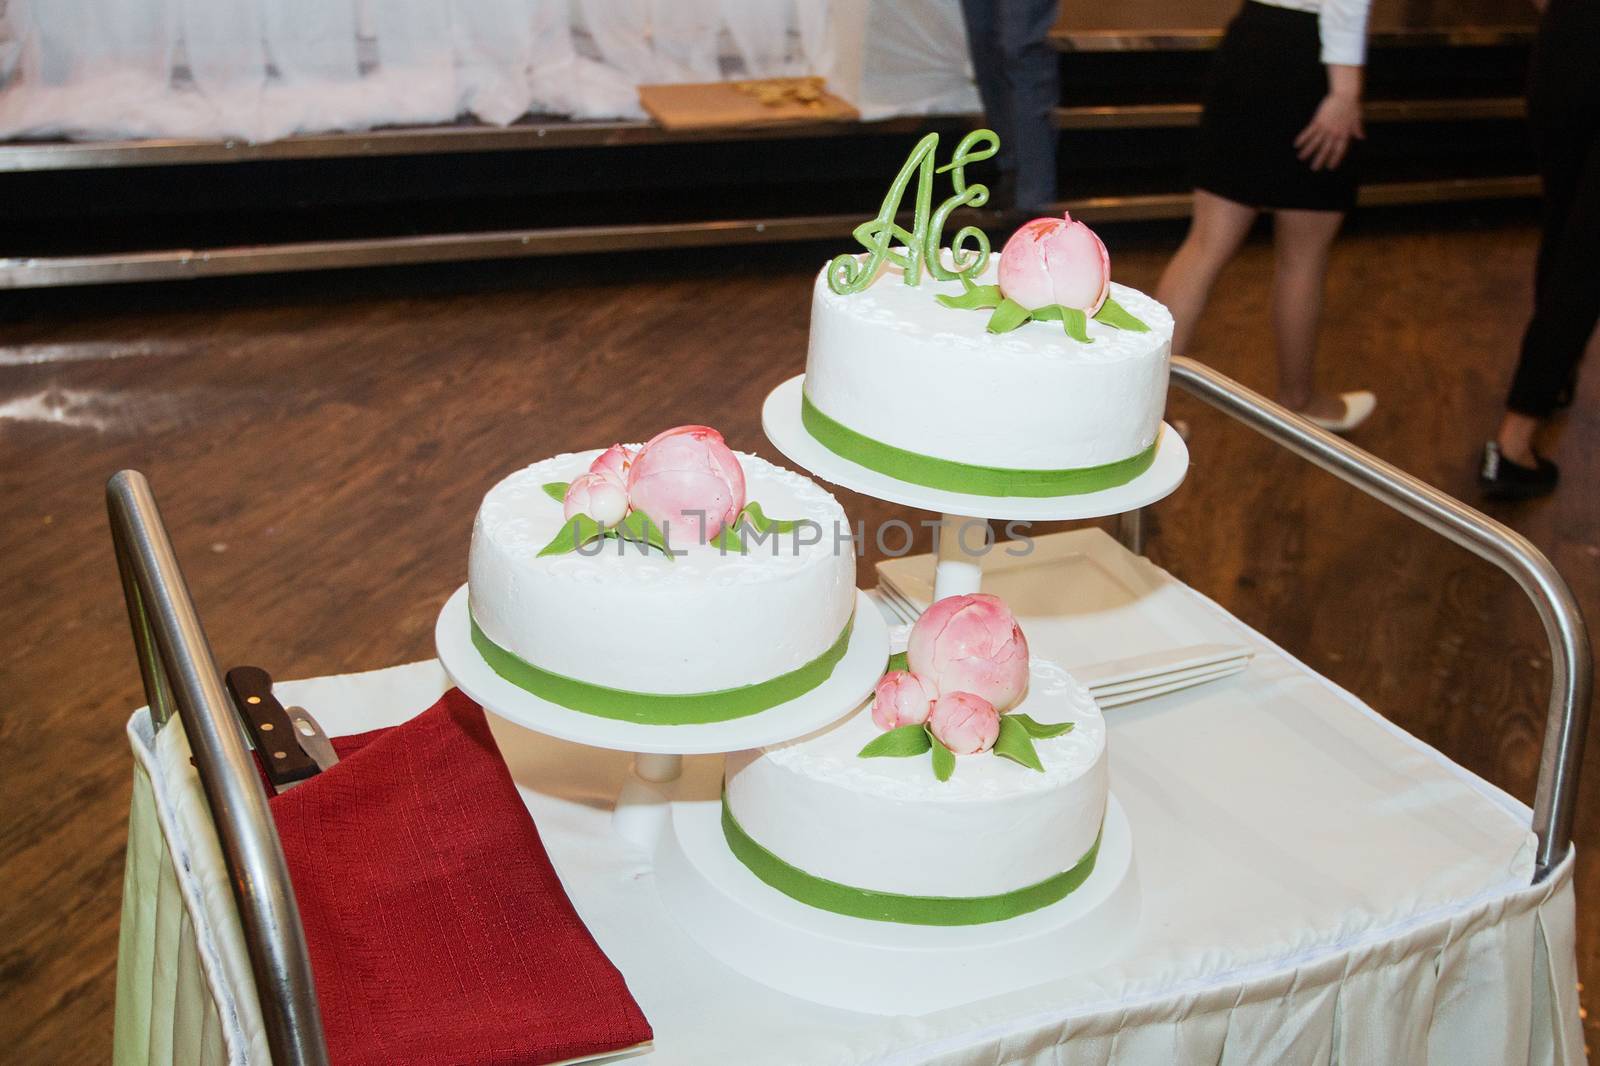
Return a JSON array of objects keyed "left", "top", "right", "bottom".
[
  {"left": 436, "top": 584, "right": 889, "bottom": 846},
  {"left": 656, "top": 780, "right": 1140, "bottom": 1016},
  {"left": 761, "top": 374, "right": 1189, "bottom": 523}
]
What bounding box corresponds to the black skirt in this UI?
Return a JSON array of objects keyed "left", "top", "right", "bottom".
[{"left": 1192, "top": 1, "right": 1360, "bottom": 212}]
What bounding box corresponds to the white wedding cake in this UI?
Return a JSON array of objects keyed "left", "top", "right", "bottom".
[
  {"left": 795, "top": 132, "right": 1174, "bottom": 499},
  {"left": 711, "top": 139, "right": 1141, "bottom": 922},
  {"left": 467, "top": 427, "right": 857, "bottom": 724},
  {"left": 722, "top": 594, "right": 1109, "bottom": 924},
  {"left": 724, "top": 656, "right": 1106, "bottom": 917},
  {"left": 805, "top": 261, "right": 1172, "bottom": 478}
]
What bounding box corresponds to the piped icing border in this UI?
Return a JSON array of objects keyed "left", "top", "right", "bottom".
[
  {"left": 721, "top": 794, "right": 1102, "bottom": 925},
  {"left": 469, "top": 608, "right": 854, "bottom": 724},
  {"left": 800, "top": 391, "right": 1158, "bottom": 498}
]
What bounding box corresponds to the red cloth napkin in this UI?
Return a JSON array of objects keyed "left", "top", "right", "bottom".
[{"left": 270, "top": 688, "right": 653, "bottom": 1066}]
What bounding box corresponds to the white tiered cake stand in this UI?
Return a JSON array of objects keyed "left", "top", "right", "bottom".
[
  {"left": 435, "top": 585, "right": 889, "bottom": 847},
  {"left": 631, "top": 372, "right": 1187, "bottom": 1014}
]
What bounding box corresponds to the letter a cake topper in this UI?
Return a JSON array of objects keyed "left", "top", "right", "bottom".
[{"left": 827, "top": 129, "right": 1000, "bottom": 295}]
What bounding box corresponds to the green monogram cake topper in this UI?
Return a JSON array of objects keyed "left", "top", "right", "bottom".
[{"left": 827, "top": 129, "right": 1000, "bottom": 295}]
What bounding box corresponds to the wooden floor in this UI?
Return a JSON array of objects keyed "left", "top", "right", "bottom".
[{"left": 2, "top": 207, "right": 1596, "bottom": 1062}]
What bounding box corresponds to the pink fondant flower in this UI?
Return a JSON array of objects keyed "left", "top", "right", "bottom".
[
  {"left": 563, "top": 472, "right": 629, "bottom": 527},
  {"left": 627, "top": 425, "right": 747, "bottom": 541},
  {"left": 928, "top": 691, "right": 1001, "bottom": 755},
  {"left": 907, "top": 593, "right": 1030, "bottom": 712},
  {"left": 589, "top": 443, "right": 639, "bottom": 487},
  {"left": 871, "top": 670, "right": 933, "bottom": 731},
  {"left": 997, "top": 212, "right": 1110, "bottom": 314}
]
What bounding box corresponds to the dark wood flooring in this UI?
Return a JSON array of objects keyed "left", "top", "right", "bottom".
[{"left": 2, "top": 208, "right": 1596, "bottom": 1062}]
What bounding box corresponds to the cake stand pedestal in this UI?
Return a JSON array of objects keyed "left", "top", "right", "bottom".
[
  {"left": 932, "top": 512, "right": 984, "bottom": 598},
  {"left": 761, "top": 373, "right": 1190, "bottom": 601},
  {"left": 434, "top": 585, "right": 890, "bottom": 848},
  {"left": 611, "top": 753, "right": 684, "bottom": 850}
]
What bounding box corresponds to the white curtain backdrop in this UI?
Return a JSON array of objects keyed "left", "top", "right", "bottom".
[{"left": 0, "top": 0, "right": 978, "bottom": 143}]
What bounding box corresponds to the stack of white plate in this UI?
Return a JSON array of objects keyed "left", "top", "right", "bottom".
[{"left": 875, "top": 531, "right": 1252, "bottom": 709}]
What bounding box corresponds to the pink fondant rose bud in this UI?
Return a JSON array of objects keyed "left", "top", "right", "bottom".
[
  {"left": 928, "top": 691, "right": 1000, "bottom": 755},
  {"left": 563, "top": 472, "right": 628, "bottom": 527},
  {"left": 871, "top": 670, "right": 933, "bottom": 731},
  {"left": 589, "top": 443, "right": 638, "bottom": 487},
  {"left": 627, "top": 425, "right": 747, "bottom": 541},
  {"left": 907, "top": 593, "right": 1030, "bottom": 712},
  {"left": 997, "top": 212, "right": 1110, "bottom": 314}
]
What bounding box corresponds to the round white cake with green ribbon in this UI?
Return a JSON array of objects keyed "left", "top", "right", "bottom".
[
  {"left": 723, "top": 595, "right": 1109, "bottom": 925},
  {"left": 803, "top": 217, "right": 1175, "bottom": 498},
  {"left": 467, "top": 427, "right": 857, "bottom": 725}
]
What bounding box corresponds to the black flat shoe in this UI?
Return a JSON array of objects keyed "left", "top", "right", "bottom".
[{"left": 1479, "top": 441, "right": 1559, "bottom": 500}]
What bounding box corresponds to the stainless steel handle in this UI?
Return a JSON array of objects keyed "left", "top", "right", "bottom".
[
  {"left": 108, "top": 470, "right": 330, "bottom": 1066},
  {"left": 1163, "top": 356, "right": 1592, "bottom": 883}
]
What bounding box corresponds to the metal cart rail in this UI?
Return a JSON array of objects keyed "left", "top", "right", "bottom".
[{"left": 108, "top": 358, "right": 1591, "bottom": 1065}]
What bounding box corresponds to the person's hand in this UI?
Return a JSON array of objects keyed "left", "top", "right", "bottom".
[{"left": 1294, "top": 92, "right": 1365, "bottom": 171}]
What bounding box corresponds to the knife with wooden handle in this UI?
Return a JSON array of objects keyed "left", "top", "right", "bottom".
[{"left": 225, "top": 665, "right": 320, "bottom": 792}]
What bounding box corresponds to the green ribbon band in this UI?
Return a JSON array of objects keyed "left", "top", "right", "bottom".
[
  {"left": 801, "top": 392, "right": 1158, "bottom": 498},
  {"left": 722, "top": 796, "right": 1102, "bottom": 925},
  {"left": 469, "top": 611, "right": 854, "bottom": 725}
]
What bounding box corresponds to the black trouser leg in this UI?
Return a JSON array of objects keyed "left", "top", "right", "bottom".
[
  {"left": 1506, "top": 10, "right": 1600, "bottom": 418},
  {"left": 959, "top": 0, "right": 1017, "bottom": 174},
  {"left": 959, "top": 0, "right": 1059, "bottom": 209}
]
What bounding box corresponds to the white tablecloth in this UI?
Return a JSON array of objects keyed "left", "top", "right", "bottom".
[{"left": 115, "top": 531, "right": 1584, "bottom": 1065}]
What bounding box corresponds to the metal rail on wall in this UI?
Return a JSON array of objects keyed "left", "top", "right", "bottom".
[
  {"left": 1130, "top": 357, "right": 1593, "bottom": 883},
  {"left": 108, "top": 470, "right": 330, "bottom": 1066}
]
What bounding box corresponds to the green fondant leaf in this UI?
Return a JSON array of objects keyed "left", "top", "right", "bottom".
[
  {"left": 1094, "top": 295, "right": 1150, "bottom": 332},
  {"left": 536, "top": 514, "right": 605, "bottom": 558},
  {"left": 1058, "top": 306, "right": 1092, "bottom": 343},
  {"left": 1008, "top": 713, "right": 1075, "bottom": 740},
  {"left": 858, "top": 724, "right": 934, "bottom": 759},
  {"left": 710, "top": 524, "right": 745, "bottom": 553},
  {"left": 884, "top": 651, "right": 910, "bottom": 675},
  {"left": 986, "top": 298, "right": 1032, "bottom": 334},
  {"left": 993, "top": 716, "right": 1045, "bottom": 772},
  {"left": 742, "top": 501, "right": 799, "bottom": 534},
  {"left": 1029, "top": 304, "right": 1062, "bottom": 321},
  {"left": 614, "top": 510, "right": 674, "bottom": 561},
  {"left": 929, "top": 731, "right": 957, "bottom": 781},
  {"left": 936, "top": 284, "right": 1003, "bottom": 311},
  {"left": 542, "top": 481, "right": 570, "bottom": 503}
]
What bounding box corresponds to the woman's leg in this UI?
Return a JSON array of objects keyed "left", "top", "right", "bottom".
[
  {"left": 1270, "top": 207, "right": 1347, "bottom": 417},
  {"left": 1496, "top": 67, "right": 1600, "bottom": 463},
  {"left": 1155, "top": 189, "right": 1259, "bottom": 354}
]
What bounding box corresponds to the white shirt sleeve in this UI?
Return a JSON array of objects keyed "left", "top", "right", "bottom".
[{"left": 1318, "top": 0, "right": 1373, "bottom": 65}]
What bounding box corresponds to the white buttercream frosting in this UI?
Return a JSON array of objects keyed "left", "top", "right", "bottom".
[
  {"left": 804, "top": 256, "right": 1173, "bottom": 469},
  {"left": 726, "top": 644, "right": 1108, "bottom": 897},
  {"left": 468, "top": 449, "right": 856, "bottom": 695}
]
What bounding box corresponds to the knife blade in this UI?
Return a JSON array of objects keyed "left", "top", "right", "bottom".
[
  {"left": 225, "top": 665, "right": 320, "bottom": 793},
  {"left": 285, "top": 706, "right": 340, "bottom": 773}
]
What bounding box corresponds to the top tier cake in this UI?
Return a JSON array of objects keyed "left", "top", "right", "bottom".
[
  {"left": 799, "top": 130, "right": 1174, "bottom": 498},
  {"left": 806, "top": 258, "right": 1172, "bottom": 478}
]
